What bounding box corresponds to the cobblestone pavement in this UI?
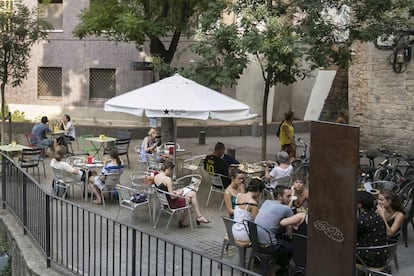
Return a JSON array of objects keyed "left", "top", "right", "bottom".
[{"left": 24, "top": 132, "right": 414, "bottom": 274}]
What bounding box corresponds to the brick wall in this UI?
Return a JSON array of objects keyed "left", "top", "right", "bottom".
[{"left": 349, "top": 42, "right": 414, "bottom": 153}]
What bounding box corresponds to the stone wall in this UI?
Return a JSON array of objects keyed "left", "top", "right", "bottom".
[{"left": 349, "top": 42, "right": 414, "bottom": 153}]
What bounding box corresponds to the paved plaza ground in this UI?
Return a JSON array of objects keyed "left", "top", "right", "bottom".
[{"left": 7, "top": 131, "right": 414, "bottom": 275}]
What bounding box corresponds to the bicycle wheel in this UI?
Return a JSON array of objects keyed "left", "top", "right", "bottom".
[
  {"left": 372, "top": 167, "right": 403, "bottom": 182},
  {"left": 294, "top": 162, "right": 310, "bottom": 181},
  {"left": 399, "top": 181, "right": 414, "bottom": 208}
]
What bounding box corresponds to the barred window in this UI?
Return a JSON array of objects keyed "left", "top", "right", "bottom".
[
  {"left": 89, "top": 69, "right": 116, "bottom": 99},
  {"left": 38, "top": 67, "right": 62, "bottom": 97},
  {"left": 38, "top": 0, "right": 63, "bottom": 30},
  {"left": 0, "top": 0, "right": 15, "bottom": 10}
]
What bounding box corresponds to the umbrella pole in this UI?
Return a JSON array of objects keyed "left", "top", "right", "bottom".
[{"left": 173, "top": 117, "right": 177, "bottom": 180}]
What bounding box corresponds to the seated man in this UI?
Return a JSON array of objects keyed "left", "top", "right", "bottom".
[
  {"left": 255, "top": 185, "right": 294, "bottom": 275},
  {"left": 204, "top": 142, "right": 230, "bottom": 188},
  {"left": 31, "top": 116, "right": 57, "bottom": 153},
  {"left": 356, "top": 191, "right": 388, "bottom": 268},
  {"left": 50, "top": 145, "right": 83, "bottom": 178}
]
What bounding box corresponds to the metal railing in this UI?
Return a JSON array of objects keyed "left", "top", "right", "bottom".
[{"left": 0, "top": 153, "right": 258, "bottom": 275}]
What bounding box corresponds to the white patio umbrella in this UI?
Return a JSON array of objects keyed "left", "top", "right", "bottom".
[{"left": 104, "top": 74, "right": 257, "bottom": 173}]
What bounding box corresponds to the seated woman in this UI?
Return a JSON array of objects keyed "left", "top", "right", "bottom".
[
  {"left": 232, "top": 178, "right": 264, "bottom": 243},
  {"left": 88, "top": 147, "right": 124, "bottom": 204},
  {"left": 290, "top": 174, "right": 309, "bottom": 210},
  {"left": 376, "top": 189, "right": 405, "bottom": 240},
  {"left": 264, "top": 151, "right": 293, "bottom": 188},
  {"left": 154, "top": 161, "right": 209, "bottom": 227},
  {"left": 224, "top": 168, "right": 246, "bottom": 219},
  {"left": 140, "top": 128, "right": 160, "bottom": 162}
]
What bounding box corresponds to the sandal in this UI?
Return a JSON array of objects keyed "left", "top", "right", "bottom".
[{"left": 196, "top": 216, "right": 210, "bottom": 225}]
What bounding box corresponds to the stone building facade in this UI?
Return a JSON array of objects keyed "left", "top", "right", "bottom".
[{"left": 349, "top": 42, "right": 414, "bottom": 153}]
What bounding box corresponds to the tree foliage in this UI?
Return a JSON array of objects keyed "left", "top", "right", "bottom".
[
  {"left": 0, "top": 3, "right": 50, "bottom": 142},
  {"left": 189, "top": 0, "right": 414, "bottom": 160}
]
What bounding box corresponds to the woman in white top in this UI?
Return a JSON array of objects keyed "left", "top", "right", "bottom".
[
  {"left": 59, "top": 114, "right": 76, "bottom": 141},
  {"left": 232, "top": 178, "right": 264, "bottom": 242},
  {"left": 264, "top": 151, "right": 293, "bottom": 188}
]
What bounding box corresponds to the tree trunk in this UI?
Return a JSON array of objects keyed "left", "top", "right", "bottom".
[
  {"left": 261, "top": 74, "right": 271, "bottom": 161},
  {"left": 1, "top": 82, "right": 5, "bottom": 144}
]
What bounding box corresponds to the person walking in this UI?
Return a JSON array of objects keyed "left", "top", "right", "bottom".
[{"left": 279, "top": 111, "right": 296, "bottom": 160}]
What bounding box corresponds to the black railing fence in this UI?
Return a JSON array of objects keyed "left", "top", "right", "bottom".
[{"left": 0, "top": 153, "right": 258, "bottom": 275}]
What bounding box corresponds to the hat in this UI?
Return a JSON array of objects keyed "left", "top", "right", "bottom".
[
  {"left": 41, "top": 116, "right": 48, "bottom": 124},
  {"left": 277, "top": 151, "right": 290, "bottom": 164}
]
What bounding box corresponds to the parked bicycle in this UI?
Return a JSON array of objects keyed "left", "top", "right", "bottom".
[{"left": 292, "top": 137, "right": 310, "bottom": 180}]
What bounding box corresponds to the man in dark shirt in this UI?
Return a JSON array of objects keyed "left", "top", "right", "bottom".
[
  {"left": 356, "top": 191, "right": 387, "bottom": 268},
  {"left": 204, "top": 142, "right": 230, "bottom": 188}
]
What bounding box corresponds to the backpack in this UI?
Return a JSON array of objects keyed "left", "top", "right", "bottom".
[{"left": 276, "top": 120, "right": 284, "bottom": 138}]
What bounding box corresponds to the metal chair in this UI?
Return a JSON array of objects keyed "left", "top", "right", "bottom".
[
  {"left": 356, "top": 242, "right": 399, "bottom": 275},
  {"left": 134, "top": 145, "right": 148, "bottom": 171},
  {"left": 153, "top": 187, "right": 193, "bottom": 233},
  {"left": 244, "top": 220, "right": 275, "bottom": 275},
  {"left": 18, "top": 148, "right": 44, "bottom": 182},
  {"left": 52, "top": 167, "right": 83, "bottom": 199},
  {"left": 290, "top": 233, "right": 307, "bottom": 276},
  {"left": 146, "top": 153, "right": 161, "bottom": 171},
  {"left": 174, "top": 174, "right": 202, "bottom": 189},
  {"left": 220, "top": 217, "right": 250, "bottom": 268},
  {"left": 116, "top": 184, "right": 152, "bottom": 223},
  {"left": 91, "top": 173, "right": 121, "bottom": 209},
  {"left": 182, "top": 154, "right": 206, "bottom": 175},
  {"left": 205, "top": 172, "right": 229, "bottom": 210}
]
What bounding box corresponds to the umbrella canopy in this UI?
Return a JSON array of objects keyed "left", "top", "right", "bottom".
[{"left": 104, "top": 74, "right": 257, "bottom": 122}]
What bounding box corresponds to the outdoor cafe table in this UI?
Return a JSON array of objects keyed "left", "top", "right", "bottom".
[
  {"left": 85, "top": 136, "right": 117, "bottom": 159},
  {"left": 0, "top": 144, "right": 31, "bottom": 157},
  {"left": 48, "top": 129, "right": 66, "bottom": 138},
  {"left": 237, "top": 162, "right": 265, "bottom": 185}
]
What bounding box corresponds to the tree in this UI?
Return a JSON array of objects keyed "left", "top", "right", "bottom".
[
  {"left": 73, "top": 0, "right": 226, "bottom": 142},
  {"left": 187, "top": 0, "right": 414, "bottom": 160},
  {"left": 0, "top": 3, "right": 50, "bottom": 143}
]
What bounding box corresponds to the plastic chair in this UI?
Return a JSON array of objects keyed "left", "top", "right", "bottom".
[
  {"left": 153, "top": 187, "right": 194, "bottom": 233},
  {"left": 134, "top": 145, "right": 148, "bottom": 171},
  {"left": 18, "top": 148, "right": 44, "bottom": 182},
  {"left": 205, "top": 173, "right": 229, "bottom": 210},
  {"left": 356, "top": 242, "right": 399, "bottom": 275},
  {"left": 78, "top": 134, "right": 99, "bottom": 156},
  {"left": 220, "top": 217, "right": 250, "bottom": 268},
  {"left": 116, "top": 185, "right": 152, "bottom": 223},
  {"left": 52, "top": 167, "right": 83, "bottom": 199}
]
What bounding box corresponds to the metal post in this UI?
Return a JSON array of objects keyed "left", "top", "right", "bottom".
[
  {"left": 7, "top": 111, "right": 11, "bottom": 144},
  {"left": 1, "top": 154, "right": 6, "bottom": 209},
  {"left": 198, "top": 131, "right": 205, "bottom": 145},
  {"left": 22, "top": 175, "right": 27, "bottom": 235},
  {"left": 45, "top": 193, "right": 51, "bottom": 267},
  {"left": 227, "top": 148, "right": 236, "bottom": 159}
]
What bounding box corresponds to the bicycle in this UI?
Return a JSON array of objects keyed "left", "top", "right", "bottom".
[{"left": 292, "top": 137, "right": 310, "bottom": 180}]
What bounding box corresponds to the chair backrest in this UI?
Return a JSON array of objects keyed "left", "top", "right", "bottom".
[
  {"left": 222, "top": 217, "right": 237, "bottom": 246},
  {"left": 117, "top": 130, "right": 131, "bottom": 139},
  {"left": 21, "top": 148, "right": 42, "bottom": 163},
  {"left": 154, "top": 187, "right": 170, "bottom": 208},
  {"left": 210, "top": 173, "right": 225, "bottom": 189},
  {"left": 130, "top": 171, "right": 151, "bottom": 190},
  {"left": 66, "top": 156, "right": 85, "bottom": 166},
  {"left": 52, "top": 167, "right": 80, "bottom": 184},
  {"left": 104, "top": 173, "right": 121, "bottom": 188},
  {"left": 291, "top": 233, "right": 307, "bottom": 269},
  {"left": 115, "top": 138, "right": 131, "bottom": 153},
  {"left": 25, "top": 133, "right": 38, "bottom": 146},
  {"left": 356, "top": 241, "right": 398, "bottom": 270},
  {"left": 146, "top": 153, "right": 161, "bottom": 170},
  {"left": 245, "top": 220, "right": 262, "bottom": 254},
  {"left": 116, "top": 184, "right": 134, "bottom": 203},
  {"left": 78, "top": 134, "right": 95, "bottom": 152}
]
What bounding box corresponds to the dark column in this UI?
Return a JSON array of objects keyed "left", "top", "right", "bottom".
[{"left": 307, "top": 121, "right": 359, "bottom": 275}]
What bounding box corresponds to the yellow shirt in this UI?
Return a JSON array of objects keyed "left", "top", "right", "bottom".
[{"left": 280, "top": 121, "right": 294, "bottom": 146}]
